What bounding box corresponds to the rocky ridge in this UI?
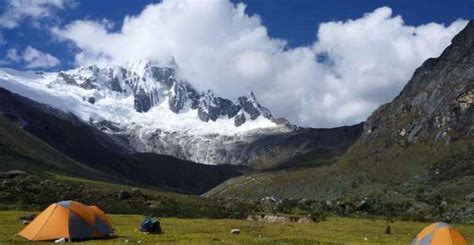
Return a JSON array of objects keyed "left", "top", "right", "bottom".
[
  {"left": 363, "top": 21, "right": 473, "bottom": 146},
  {"left": 56, "top": 61, "right": 274, "bottom": 127}
]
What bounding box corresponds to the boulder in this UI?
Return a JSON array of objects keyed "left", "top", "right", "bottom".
[
  {"left": 439, "top": 200, "right": 448, "bottom": 209},
  {"left": 117, "top": 190, "right": 132, "bottom": 200},
  {"left": 87, "top": 97, "right": 96, "bottom": 104},
  {"left": 325, "top": 200, "right": 333, "bottom": 207},
  {"left": 1, "top": 170, "right": 26, "bottom": 178},
  {"left": 19, "top": 214, "right": 36, "bottom": 222},
  {"left": 356, "top": 200, "right": 368, "bottom": 211},
  {"left": 246, "top": 213, "right": 318, "bottom": 224},
  {"left": 131, "top": 188, "right": 143, "bottom": 195},
  {"left": 466, "top": 192, "right": 474, "bottom": 203}
]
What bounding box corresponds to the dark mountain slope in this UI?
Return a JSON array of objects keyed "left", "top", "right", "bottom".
[
  {"left": 0, "top": 115, "right": 100, "bottom": 177},
  {"left": 0, "top": 87, "right": 133, "bottom": 172},
  {"left": 252, "top": 123, "right": 363, "bottom": 170},
  {"left": 206, "top": 21, "right": 474, "bottom": 220},
  {"left": 0, "top": 88, "right": 241, "bottom": 194}
]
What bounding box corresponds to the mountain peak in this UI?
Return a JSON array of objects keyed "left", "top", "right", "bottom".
[
  {"left": 429, "top": 20, "right": 473, "bottom": 66},
  {"left": 248, "top": 91, "right": 257, "bottom": 100},
  {"left": 1, "top": 61, "right": 280, "bottom": 131}
]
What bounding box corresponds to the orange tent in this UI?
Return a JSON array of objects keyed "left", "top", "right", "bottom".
[
  {"left": 19, "top": 200, "right": 113, "bottom": 241},
  {"left": 412, "top": 222, "right": 467, "bottom": 245}
]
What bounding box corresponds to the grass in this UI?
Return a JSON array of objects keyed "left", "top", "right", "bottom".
[
  {"left": 1, "top": 211, "right": 473, "bottom": 244},
  {"left": 53, "top": 174, "right": 171, "bottom": 196},
  {"left": 0, "top": 115, "right": 95, "bottom": 176},
  {"left": 0, "top": 173, "right": 259, "bottom": 219},
  {"left": 206, "top": 139, "right": 474, "bottom": 200}
]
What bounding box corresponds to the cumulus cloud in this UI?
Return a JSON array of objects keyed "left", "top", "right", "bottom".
[
  {"left": 0, "top": 0, "right": 74, "bottom": 29},
  {"left": 51, "top": 0, "right": 467, "bottom": 127},
  {"left": 0, "top": 32, "right": 6, "bottom": 45},
  {"left": 3, "top": 46, "right": 60, "bottom": 68},
  {"left": 5, "top": 48, "right": 20, "bottom": 62},
  {"left": 309, "top": 7, "right": 467, "bottom": 125},
  {"left": 23, "top": 46, "right": 60, "bottom": 68}
]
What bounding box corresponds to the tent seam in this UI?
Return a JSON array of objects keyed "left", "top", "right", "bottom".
[
  {"left": 32, "top": 204, "right": 58, "bottom": 241},
  {"left": 448, "top": 228, "right": 454, "bottom": 245},
  {"left": 67, "top": 208, "right": 71, "bottom": 242}
]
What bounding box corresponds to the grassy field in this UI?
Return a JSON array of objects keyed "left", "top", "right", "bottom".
[{"left": 1, "top": 211, "right": 473, "bottom": 244}]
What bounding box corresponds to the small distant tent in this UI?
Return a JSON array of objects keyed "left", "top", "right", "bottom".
[
  {"left": 19, "top": 200, "right": 113, "bottom": 241},
  {"left": 412, "top": 222, "right": 467, "bottom": 245}
]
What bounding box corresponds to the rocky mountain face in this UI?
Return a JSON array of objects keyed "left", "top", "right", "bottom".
[
  {"left": 0, "top": 59, "right": 363, "bottom": 166},
  {"left": 334, "top": 20, "right": 474, "bottom": 220},
  {"left": 205, "top": 21, "right": 474, "bottom": 222},
  {"left": 121, "top": 122, "right": 363, "bottom": 167},
  {"left": 363, "top": 21, "right": 473, "bottom": 146},
  {"left": 56, "top": 61, "right": 273, "bottom": 127}
]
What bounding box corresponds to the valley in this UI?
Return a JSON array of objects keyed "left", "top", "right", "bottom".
[
  {"left": 0, "top": 4, "right": 472, "bottom": 243},
  {"left": 0, "top": 21, "right": 473, "bottom": 222}
]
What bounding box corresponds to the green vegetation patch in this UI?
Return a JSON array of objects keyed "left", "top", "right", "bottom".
[{"left": 1, "top": 211, "right": 473, "bottom": 244}]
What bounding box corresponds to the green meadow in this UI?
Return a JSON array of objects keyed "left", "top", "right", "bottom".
[{"left": 1, "top": 211, "right": 473, "bottom": 244}]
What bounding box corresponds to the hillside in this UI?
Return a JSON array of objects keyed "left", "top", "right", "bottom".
[
  {"left": 0, "top": 172, "right": 258, "bottom": 219},
  {"left": 0, "top": 88, "right": 243, "bottom": 194},
  {"left": 0, "top": 115, "right": 101, "bottom": 178},
  {"left": 205, "top": 21, "right": 474, "bottom": 221}
]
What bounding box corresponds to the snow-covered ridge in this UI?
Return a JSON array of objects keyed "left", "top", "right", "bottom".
[{"left": 0, "top": 61, "right": 279, "bottom": 136}]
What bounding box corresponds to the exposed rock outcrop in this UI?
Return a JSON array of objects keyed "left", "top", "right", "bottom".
[
  {"left": 246, "top": 213, "right": 318, "bottom": 223},
  {"left": 364, "top": 21, "right": 474, "bottom": 146}
]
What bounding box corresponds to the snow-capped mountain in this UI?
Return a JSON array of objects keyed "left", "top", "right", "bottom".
[
  {"left": 0, "top": 61, "right": 291, "bottom": 164},
  {"left": 56, "top": 60, "right": 275, "bottom": 128},
  {"left": 0, "top": 61, "right": 280, "bottom": 132}
]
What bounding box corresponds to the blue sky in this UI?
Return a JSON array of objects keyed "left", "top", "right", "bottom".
[
  {"left": 0, "top": 0, "right": 472, "bottom": 127},
  {"left": 241, "top": 0, "right": 473, "bottom": 46},
  {"left": 0, "top": 0, "right": 471, "bottom": 71}
]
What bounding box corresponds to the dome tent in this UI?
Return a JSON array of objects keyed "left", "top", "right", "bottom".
[
  {"left": 19, "top": 200, "right": 113, "bottom": 241},
  {"left": 412, "top": 222, "right": 467, "bottom": 245}
]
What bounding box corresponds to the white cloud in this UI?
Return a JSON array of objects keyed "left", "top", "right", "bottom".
[
  {"left": 0, "top": 32, "right": 6, "bottom": 45},
  {"left": 309, "top": 7, "right": 467, "bottom": 126},
  {"left": 51, "top": 1, "right": 467, "bottom": 127},
  {"left": 5, "top": 48, "right": 20, "bottom": 62},
  {"left": 0, "top": 0, "right": 74, "bottom": 29},
  {"left": 3, "top": 46, "right": 60, "bottom": 68},
  {"left": 23, "top": 46, "right": 60, "bottom": 68}
]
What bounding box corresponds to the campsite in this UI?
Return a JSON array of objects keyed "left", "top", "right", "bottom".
[
  {"left": 0, "top": 0, "right": 473, "bottom": 243},
  {"left": 1, "top": 210, "right": 473, "bottom": 244},
  {"left": 0, "top": 173, "right": 472, "bottom": 243}
]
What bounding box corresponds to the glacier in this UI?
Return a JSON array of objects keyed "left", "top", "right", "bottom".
[{"left": 0, "top": 61, "right": 292, "bottom": 165}]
